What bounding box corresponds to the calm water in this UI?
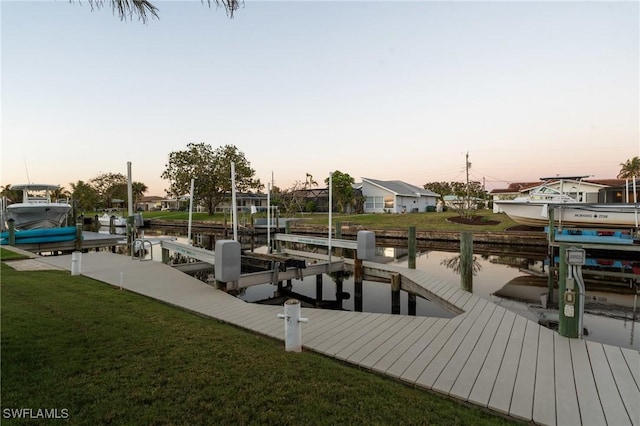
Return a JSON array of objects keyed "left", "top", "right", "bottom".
[{"left": 142, "top": 228, "right": 639, "bottom": 350}]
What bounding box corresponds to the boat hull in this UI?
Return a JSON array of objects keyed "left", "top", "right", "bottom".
[
  {"left": 494, "top": 201, "right": 640, "bottom": 228},
  {"left": 98, "top": 214, "right": 128, "bottom": 227},
  {"left": 6, "top": 203, "right": 72, "bottom": 230}
]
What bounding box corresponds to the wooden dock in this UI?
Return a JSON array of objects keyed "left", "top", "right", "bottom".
[{"left": 26, "top": 251, "right": 640, "bottom": 425}]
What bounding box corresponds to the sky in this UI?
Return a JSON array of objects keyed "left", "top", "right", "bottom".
[{"left": 1, "top": 0, "right": 639, "bottom": 197}]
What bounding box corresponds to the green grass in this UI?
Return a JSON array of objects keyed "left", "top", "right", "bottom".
[
  {"left": 0, "top": 248, "right": 30, "bottom": 261},
  {"left": 298, "top": 211, "right": 520, "bottom": 232},
  {"left": 124, "top": 210, "right": 520, "bottom": 232},
  {"left": 1, "top": 263, "right": 516, "bottom": 425}
]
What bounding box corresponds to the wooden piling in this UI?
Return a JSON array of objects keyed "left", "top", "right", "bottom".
[
  {"left": 408, "top": 226, "right": 417, "bottom": 315},
  {"left": 354, "top": 257, "right": 363, "bottom": 312},
  {"left": 335, "top": 271, "right": 344, "bottom": 310},
  {"left": 460, "top": 231, "right": 473, "bottom": 292},
  {"left": 7, "top": 219, "right": 15, "bottom": 246},
  {"left": 408, "top": 226, "right": 416, "bottom": 269},
  {"left": 315, "top": 274, "right": 323, "bottom": 307},
  {"left": 391, "top": 272, "right": 401, "bottom": 314}
]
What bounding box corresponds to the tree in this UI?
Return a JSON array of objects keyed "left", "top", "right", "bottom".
[
  {"left": 70, "top": 180, "right": 101, "bottom": 212},
  {"left": 325, "top": 170, "right": 355, "bottom": 213},
  {"left": 0, "top": 185, "right": 21, "bottom": 204},
  {"left": 618, "top": 156, "right": 640, "bottom": 179},
  {"left": 161, "top": 143, "right": 263, "bottom": 215},
  {"left": 82, "top": 0, "right": 240, "bottom": 23},
  {"left": 88, "top": 172, "right": 147, "bottom": 210}
]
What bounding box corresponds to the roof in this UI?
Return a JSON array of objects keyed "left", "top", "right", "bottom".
[
  {"left": 10, "top": 184, "right": 60, "bottom": 191},
  {"left": 362, "top": 178, "right": 440, "bottom": 197}
]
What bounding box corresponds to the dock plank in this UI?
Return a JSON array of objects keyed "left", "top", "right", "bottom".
[
  {"left": 329, "top": 314, "right": 395, "bottom": 358},
  {"left": 401, "top": 298, "right": 484, "bottom": 384},
  {"left": 379, "top": 318, "right": 448, "bottom": 378},
  {"left": 587, "top": 341, "right": 632, "bottom": 426},
  {"left": 361, "top": 317, "right": 436, "bottom": 370},
  {"left": 449, "top": 307, "right": 506, "bottom": 401},
  {"left": 509, "top": 320, "right": 540, "bottom": 421},
  {"left": 554, "top": 334, "right": 581, "bottom": 426},
  {"left": 468, "top": 310, "right": 516, "bottom": 407},
  {"left": 431, "top": 302, "right": 496, "bottom": 394},
  {"left": 487, "top": 315, "right": 527, "bottom": 415},
  {"left": 569, "top": 339, "right": 606, "bottom": 426},
  {"left": 532, "top": 326, "right": 556, "bottom": 426},
  {"left": 603, "top": 345, "right": 640, "bottom": 425},
  {"left": 346, "top": 316, "right": 416, "bottom": 365}
]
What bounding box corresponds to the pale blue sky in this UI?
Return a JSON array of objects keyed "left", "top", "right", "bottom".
[{"left": 2, "top": 0, "right": 638, "bottom": 196}]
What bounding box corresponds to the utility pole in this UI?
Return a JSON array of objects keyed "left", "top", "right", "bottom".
[{"left": 465, "top": 151, "right": 471, "bottom": 204}]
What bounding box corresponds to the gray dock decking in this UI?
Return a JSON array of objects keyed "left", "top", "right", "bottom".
[{"left": 30, "top": 252, "right": 640, "bottom": 425}]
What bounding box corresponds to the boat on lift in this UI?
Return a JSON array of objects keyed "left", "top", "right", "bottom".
[
  {"left": 5, "top": 184, "right": 72, "bottom": 230},
  {"left": 494, "top": 176, "right": 640, "bottom": 229}
]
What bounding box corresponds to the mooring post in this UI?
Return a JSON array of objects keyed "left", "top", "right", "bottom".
[
  {"left": 7, "top": 219, "right": 15, "bottom": 246},
  {"left": 277, "top": 299, "right": 309, "bottom": 352},
  {"left": 75, "top": 219, "right": 83, "bottom": 252},
  {"left": 335, "top": 271, "right": 344, "bottom": 310},
  {"left": 93, "top": 214, "right": 100, "bottom": 232},
  {"left": 335, "top": 221, "right": 342, "bottom": 257},
  {"left": 315, "top": 274, "right": 323, "bottom": 307},
  {"left": 408, "top": 226, "right": 417, "bottom": 315},
  {"left": 354, "top": 256, "right": 363, "bottom": 312},
  {"left": 547, "top": 207, "right": 555, "bottom": 304},
  {"left": 460, "top": 231, "right": 473, "bottom": 292},
  {"left": 391, "top": 273, "right": 401, "bottom": 314},
  {"left": 71, "top": 251, "right": 81, "bottom": 276}
]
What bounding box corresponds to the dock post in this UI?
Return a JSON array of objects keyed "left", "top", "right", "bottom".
[
  {"left": 93, "top": 214, "right": 100, "bottom": 232},
  {"left": 460, "top": 231, "right": 473, "bottom": 292},
  {"left": 162, "top": 247, "right": 170, "bottom": 264},
  {"left": 75, "top": 219, "right": 83, "bottom": 252},
  {"left": 315, "top": 274, "right": 323, "bottom": 307},
  {"left": 277, "top": 299, "right": 308, "bottom": 352},
  {"left": 408, "top": 226, "right": 417, "bottom": 315},
  {"left": 354, "top": 255, "right": 363, "bottom": 312},
  {"left": 335, "top": 221, "right": 342, "bottom": 257},
  {"left": 335, "top": 271, "right": 344, "bottom": 310},
  {"left": 7, "top": 219, "right": 15, "bottom": 246},
  {"left": 547, "top": 207, "right": 555, "bottom": 304},
  {"left": 391, "top": 273, "right": 401, "bottom": 314},
  {"left": 71, "top": 251, "right": 81, "bottom": 275}
]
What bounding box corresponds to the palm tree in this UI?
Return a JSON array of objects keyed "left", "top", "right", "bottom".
[
  {"left": 618, "top": 156, "right": 640, "bottom": 178},
  {"left": 86, "top": 0, "right": 240, "bottom": 23}
]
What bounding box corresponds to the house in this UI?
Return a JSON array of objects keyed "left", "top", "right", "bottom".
[
  {"left": 360, "top": 178, "right": 439, "bottom": 214},
  {"left": 137, "top": 196, "right": 164, "bottom": 212}
]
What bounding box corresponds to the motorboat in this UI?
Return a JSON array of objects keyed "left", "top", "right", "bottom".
[
  {"left": 98, "top": 213, "right": 128, "bottom": 227},
  {"left": 5, "top": 184, "right": 72, "bottom": 230},
  {"left": 494, "top": 177, "right": 640, "bottom": 229}
]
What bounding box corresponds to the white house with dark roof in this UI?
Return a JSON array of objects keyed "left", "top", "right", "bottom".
[{"left": 360, "top": 178, "right": 439, "bottom": 214}]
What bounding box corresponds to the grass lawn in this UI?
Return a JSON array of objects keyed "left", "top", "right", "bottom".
[
  {"left": 137, "top": 210, "right": 521, "bottom": 232},
  {"left": 1, "top": 263, "right": 516, "bottom": 425}
]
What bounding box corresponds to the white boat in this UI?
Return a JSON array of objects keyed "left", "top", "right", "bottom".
[
  {"left": 494, "top": 178, "right": 640, "bottom": 229},
  {"left": 98, "top": 213, "right": 128, "bottom": 227},
  {"left": 5, "top": 184, "right": 72, "bottom": 230}
]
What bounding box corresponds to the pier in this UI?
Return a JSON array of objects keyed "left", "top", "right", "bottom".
[{"left": 9, "top": 245, "right": 638, "bottom": 426}]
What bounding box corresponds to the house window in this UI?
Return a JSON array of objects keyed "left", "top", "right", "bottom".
[
  {"left": 384, "top": 196, "right": 394, "bottom": 209},
  {"left": 366, "top": 196, "right": 387, "bottom": 209}
]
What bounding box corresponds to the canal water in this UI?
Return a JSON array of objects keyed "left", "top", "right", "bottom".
[{"left": 140, "top": 228, "right": 639, "bottom": 351}]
